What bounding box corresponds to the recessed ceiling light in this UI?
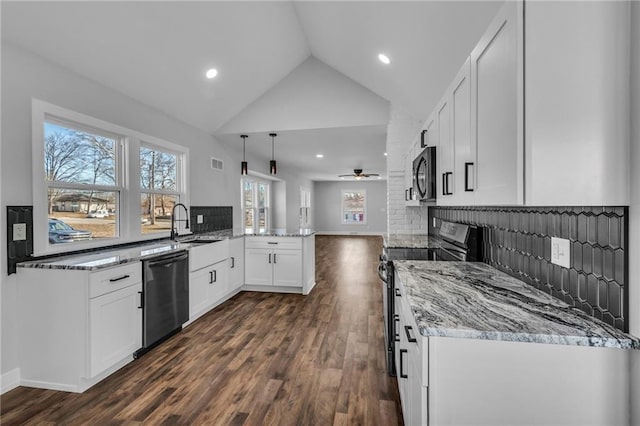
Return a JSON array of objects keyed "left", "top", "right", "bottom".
[
  {"left": 384, "top": 152, "right": 388, "bottom": 156},
  {"left": 378, "top": 53, "right": 391, "bottom": 65},
  {"left": 316, "top": 154, "right": 324, "bottom": 158},
  {"left": 205, "top": 68, "right": 218, "bottom": 79}
]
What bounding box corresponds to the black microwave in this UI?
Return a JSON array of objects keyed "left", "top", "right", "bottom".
[{"left": 412, "top": 146, "right": 436, "bottom": 201}]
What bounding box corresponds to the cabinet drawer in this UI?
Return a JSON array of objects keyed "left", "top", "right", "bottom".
[
  {"left": 89, "top": 263, "right": 142, "bottom": 298},
  {"left": 245, "top": 237, "right": 302, "bottom": 250}
]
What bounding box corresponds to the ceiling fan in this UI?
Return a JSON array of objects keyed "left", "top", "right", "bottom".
[{"left": 338, "top": 169, "right": 380, "bottom": 180}]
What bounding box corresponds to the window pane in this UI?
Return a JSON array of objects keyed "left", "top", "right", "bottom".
[
  {"left": 342, "top": 191, "right": 366, "bottom": 224},
  {"left": 244, "top": 181, "right": 253, "bottom": 208},
  {"left": 140, "top": 147, "right": 177, "bottom": 191},
  {"left": 141, "top": 193, "right": 177, "bottom": 234},
  {"left": 44, "top": 122, "right": 116, "bottom": 186},
  {"left": 244, "top": 208, "right": 254, "bottom": 234},
  {"left": 258, "top": 183, "right": 267, "bottom": 208},
  {"left": 48, "top": 188, "right": 117, "bottom": 243},
  {"left": 259, "top": 208, "right": 267, "bottom": 233}
]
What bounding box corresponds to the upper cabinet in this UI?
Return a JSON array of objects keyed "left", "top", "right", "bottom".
[
  {"left": 470, "top": 0, "right": 524, "bottom": 205},
  {"left": 418, "top": 0, "right": 629, "bottom": 207},
  {"left": 524, "top": 0, "right": 630, "bottom": 206}
]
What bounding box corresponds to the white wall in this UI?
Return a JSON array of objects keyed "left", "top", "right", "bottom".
[
  {"left": 0, "top": 42, "right": 243, "bottom": 385},
  {"left": 314, "top": 180, "right": 387, "bottom": 234},
  {"left": 218, "top": 56, "right": 389, "bottom": 134},
  {"left": 628, "top": 2, "right": 640, "bottom": 424}
]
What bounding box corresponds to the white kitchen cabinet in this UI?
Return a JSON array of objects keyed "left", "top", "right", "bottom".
[
  {"left": 89, "top": 282, "right": 142, "bottom": 377},
  {"left": 18, "top": 262, "right": 142, "bottom": 392},
  {"left": 188, "top": 239, "right": 231, "bottom": 322},
  {"left": 451, "top": 57, "right": 474, "bottom": 203},
  {"left": 394, "top": 270, "right": 630, "bottom": 426},
  {"left": 228, "top": 237, "right": 244, "bottom": 292},
  {"left": 470, "top": 0, "right": 524, "bottom": 205},
  {"left": 523, "top": 0, "right": 629, "bottom": 205},
  {"left": 436, "top": 93, "right": 453, "bottom": 204},
  {"left": 244, "top": 236, "right": 315, "bottom": 293}
]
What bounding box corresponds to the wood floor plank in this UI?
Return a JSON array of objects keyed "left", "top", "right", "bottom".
[{"left": 1, "top": 235, "right": 402, "bottom": 425}]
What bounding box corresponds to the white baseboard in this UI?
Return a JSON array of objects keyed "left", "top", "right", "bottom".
[{"left": 1, "top": 368, "right": 21, "bottom": 394}]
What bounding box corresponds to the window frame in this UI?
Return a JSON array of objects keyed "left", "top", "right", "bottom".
[
  {"left": 241, "top": 177, "right": 271, "bottom": 234},
  {"left": 341, "top": 189, "right": 367, "bottom": 225},
  {"left": 32, "top": 99, "right": 189, "bottom": 255}
]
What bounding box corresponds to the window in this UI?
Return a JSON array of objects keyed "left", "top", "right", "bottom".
[
  {"left": 300, "top": 187, "right": 311, "bottom": 229},
  {"left": 43, "top": 119, "right": 122, "bottom": 244},
  {"left": 140, "top": 145, "right": 181, "bottom": 234},
  {"left": 242, "top": 178, "right": 270, "bottom": 234},
  {"left": 342, "top": 190, "right": 367, "bottom": 225},
  {"left": 32, "top": 100, "right": 189, "bottom": 254}
]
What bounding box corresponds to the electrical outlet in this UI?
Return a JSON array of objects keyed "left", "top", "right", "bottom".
[
  {"left": 13, "top": 223, "right": 27, "bottom": 241},
  {"left": 197, "top": 215, "right": 204, "bottom": 224},
  {"left": 551, "top": 237, "right": 570, "bottom": 268}
]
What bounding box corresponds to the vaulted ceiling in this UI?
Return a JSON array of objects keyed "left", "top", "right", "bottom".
[{"left": 1, "top": 1, "right": 502, "bottom": 180}]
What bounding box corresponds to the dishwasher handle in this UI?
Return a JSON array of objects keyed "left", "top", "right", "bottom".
[{"left": 146, "top": 251, "right": 189, "bottom": 268}]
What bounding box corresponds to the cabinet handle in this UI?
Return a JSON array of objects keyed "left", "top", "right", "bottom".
[
  {"left": 109, "top": 274, "right": 130, "bottom": 282},
  {"left": 394, "top": 314, "right": 400, "bottom": 342},
  {"left": 231, "top": 257, "right": 235, "bottom": 268},
  {"left": 138, "top": 291, "right": 143, "bottom": 309},
  {"left": 213, "top": 270, "right": 217, "bottom": 283},
  {"left": 395, "top": 288, "right": 401, "bottom": 297},
  {"left": 268, "top": 253, "right": 272, "bottom": 264},
  {"left": 273, "top": 253, "right": 277, "bottom": 264},
  {"left": 405, "top": 189, "right": 409, "bottom": 201},
  {"left": 420, "top": 129, "right": 428, "bottom": 148},
  {"left": 445, "top": 172, "right": 453, "bottom": 195},
  {"left": 465, "top": 162, "right": 474, "bottom": 192},
  {"left": 399, "top": 349, "right": 408, "bottom": 378},
  {"left": 209, "top": 271, "right": 213, "bottom": 284},
  {"left": 267, "top": 242, "right": 278, "bottom": 245},
  {"left": 404, "top": 325, "right": 417, "bottom": 343}
]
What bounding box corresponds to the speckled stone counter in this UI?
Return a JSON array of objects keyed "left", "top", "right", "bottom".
[
  {"left": 394, "top": 260, "right": 640, "bottom": 349},
  {"left": 245, "top": 229, "right": 315, "bottom": 237},
  {"left": 384, "top": 233, "right": 442, "bottom": 249}
]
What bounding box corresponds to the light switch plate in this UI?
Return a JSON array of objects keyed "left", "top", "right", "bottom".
[
  {"left": 551, "top": 237, "right": 571, "bottom": 268},
  {"left": 13, "top": 223, "right": 27, "bottom": 241},
  {"left": 197, "top": 214, "right": 204, "bottom": 224}
]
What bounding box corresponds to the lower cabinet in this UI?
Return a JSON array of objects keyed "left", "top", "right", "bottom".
[
  {"left": 89, "top": 282, "right": 142, "bottom": 377},
  {"left": 188, "top": 239, "right": 231, "bottom": 322},
  {"left": 244, "top": 236, "right": 315, "bottom": 293},
  {"left": 394, "top": 272, "right": 631, "bottom": 426},
  {"left": 17, "top": 262, "right": 143, "bottom": 393},
  {"left": 228, "top": 237, "right": 244, "bottom": 292}
]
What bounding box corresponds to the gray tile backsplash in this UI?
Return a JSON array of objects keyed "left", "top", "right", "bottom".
[
  {"left": 190, "top": 206, "right": 233, "bottom": 234},
  {"left": 429, "top": 206, "right": 628, "bottom": 332}
]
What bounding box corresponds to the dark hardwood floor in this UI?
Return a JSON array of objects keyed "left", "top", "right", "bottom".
[{"left": 1, "top": 235, "right": 402, "bottom": 425}]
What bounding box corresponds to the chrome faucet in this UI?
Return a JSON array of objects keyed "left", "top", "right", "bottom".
[{"left": 170, "top": 203, "right": 189, "bottom": 240}]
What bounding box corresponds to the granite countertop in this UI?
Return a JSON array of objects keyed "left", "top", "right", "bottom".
[
  {"left": 394, "top": 260, "right": 640, "bottom": 349},
  {"left": 17, "top": 229, "right": 244, "bottom": 271},
  {"left": 245, "top": 228, "right": 316, "bottom": 237},
  {"left": 384, "top": 233, "right": 443, "bottom": 249}
]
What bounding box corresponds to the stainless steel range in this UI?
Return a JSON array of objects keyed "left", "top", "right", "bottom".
[{"left": 378, "top": 221, "right": 484, "bottom": 376}]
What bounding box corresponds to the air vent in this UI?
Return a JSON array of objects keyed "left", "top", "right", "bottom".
[{"left": 210, "top": 157, "right": 224, "bottom": 171}]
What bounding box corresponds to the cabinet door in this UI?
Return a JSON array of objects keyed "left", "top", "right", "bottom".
[
  {"left": 436, "top": 95, "right": 453, "bottom": 204},
  {"left": 470, "top": 0, "right": 524, "bottom": 205},
  {"left": 189, "top": 267, "right": 211, "bottom": 318},
  {"left": 207, "top": 259, "right": 229, "bottom": 304},
  {"left": 228, "top": 238, "right": 244, "bottom": 292},
  {"left": 245, "top": 248, "right": 273, "bottom": 286},
  {"left": 89, "top": 283, "right": 142, "bottom": 377},
  {"left": 452, "top": 57, "right": 474, "bottom": 204},
  {"left": 272, "top": 249, "right": 302, "bottom": 287}
]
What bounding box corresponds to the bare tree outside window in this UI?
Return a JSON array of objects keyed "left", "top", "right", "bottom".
[{"left": 140, "top": 146, "right": 179, "bottom": 233}]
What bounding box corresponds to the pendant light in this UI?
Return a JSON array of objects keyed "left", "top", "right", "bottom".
[
  {"left": 269, "top": 133, "right": 277, "bottom": 175},
  {"left": 240, "top": 134, "right": 248, "bottom": 175}
]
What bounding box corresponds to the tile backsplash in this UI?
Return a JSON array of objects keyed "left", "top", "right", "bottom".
[
  {"left": 189, "top": 206, "right": 233, "bottom": 234},
  {"left": 429, "top": 206, "right": 628, "bottom": 332}
]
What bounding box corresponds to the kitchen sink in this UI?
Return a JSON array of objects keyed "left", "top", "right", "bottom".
[{"left": 178, "top": 238, "right": 222, "bottom": 245}]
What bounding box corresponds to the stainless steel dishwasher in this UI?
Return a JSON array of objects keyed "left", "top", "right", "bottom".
[{"left": 137, "top": 250, "right": 189, "bottom": 357}]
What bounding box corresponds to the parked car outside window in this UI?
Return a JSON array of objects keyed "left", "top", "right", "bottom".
[
  {"left": 87, "top": 210, "right": 110, "bottom": 218},
  {"left": 48, "top": 218, "right": 92, "bottom": 244}
]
